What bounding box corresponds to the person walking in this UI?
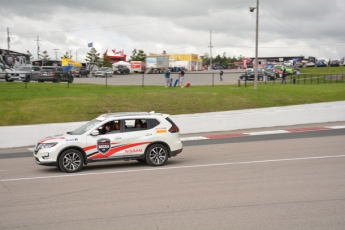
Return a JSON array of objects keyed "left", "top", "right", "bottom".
[
  {"left": 220, "top": 69, "right": 224, "bottom": 82},
  {"left": 281, "top": 68, "right": 286, "bottom": 84},
  {"left": 179, "top": 68, "right": 185, "bottom": 88},
  {"left": 164, "top": 68, "right": 170, "bottom": 87}
]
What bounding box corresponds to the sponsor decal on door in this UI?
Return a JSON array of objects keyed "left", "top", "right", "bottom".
[{"left": 97, "top": 138, "right": 111, "bottom": 154}]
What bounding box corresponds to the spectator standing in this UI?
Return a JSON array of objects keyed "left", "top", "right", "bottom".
[
  {"left": 281, "top": 68, "right": 286, "bottom": 84},
  {"left": 220, "top": 70, "right": 224, "bottom": 82},
  {"left": 179, "top": 69, "right": 185, "bottom": 88},
  {"left": 164, "top": 68, "right": 170, "bottom": 87}
]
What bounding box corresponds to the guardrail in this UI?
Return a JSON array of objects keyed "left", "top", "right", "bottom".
[{"left": 0, "top": 101, "right": 344, "bottom": 148}]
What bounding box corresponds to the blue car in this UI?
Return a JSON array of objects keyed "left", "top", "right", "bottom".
[{"left": 316, "top": 60, "right": 327, "bottom": 67}]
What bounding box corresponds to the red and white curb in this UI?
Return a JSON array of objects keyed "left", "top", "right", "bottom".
[{"left": 180, "top": 125, "right": 345, "bottom": 141}]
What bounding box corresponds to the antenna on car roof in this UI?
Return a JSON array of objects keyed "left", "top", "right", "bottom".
[{"left": 149, "top": 111, "right": 155, "bottom": 114}]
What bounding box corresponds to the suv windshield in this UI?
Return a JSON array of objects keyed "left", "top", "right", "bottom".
[
  {"left": 16, "top": 67, "right": 31, "bottom": 71},
  {"left": 70, "top": 119, "right": 103, "bottom": 135}
]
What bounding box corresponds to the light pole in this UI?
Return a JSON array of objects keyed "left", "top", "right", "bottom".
[{"left": 250, "top": 0, "right": 259, "bottom": 90}]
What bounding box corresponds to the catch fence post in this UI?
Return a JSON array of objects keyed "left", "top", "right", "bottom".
[
  {"left": 142, "top": 73, "right": 144, "bottom": 87},
  {"left": 212, "top": 73, "right": 214, "bottom": 87}
]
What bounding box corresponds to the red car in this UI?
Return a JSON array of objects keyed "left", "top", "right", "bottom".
[{"left": 69, "top": 66, "right": 90, "bottom": 77}]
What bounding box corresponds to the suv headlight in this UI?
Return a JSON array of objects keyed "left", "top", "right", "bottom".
[{"left": 38, "top": 142, "right": 58, "bottom": 150}]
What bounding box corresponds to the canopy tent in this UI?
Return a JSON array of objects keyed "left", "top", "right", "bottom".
[{"left": 112, "top": 61, "right": 130, "bottom": 66}]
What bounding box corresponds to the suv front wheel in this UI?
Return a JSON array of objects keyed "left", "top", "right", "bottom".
[
  {"left": 145, "top": 144, "right": 168, "bottom": 166},
  {"left": 59, "top": 149, "right": 84, "bottom": 173}
]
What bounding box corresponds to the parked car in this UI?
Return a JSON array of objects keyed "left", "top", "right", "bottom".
[
  {"left": 316, "top": 60, "right": 327, "bottom": 67},
  {"left": 330, "top": 60, "right": 340, "bottom": 66},
  {"left": 37, "top": 66, "right": 74, "bottom": 83},
  {"left": 113, "top": 65, "right": 130, "bottom": 75},
  {"left": 33, "top": 111, "right": 183, "bottom": 173},
  {"left": 95, "top": 67, "right": 113, "bottom": 78},
  {"left": 69, "top": 66, "right": 90, "bottom": 77},
  {"left": 239, "top": 69, "right": 276, "bottom": 81},
  {"left": 294, "top": 61, "right": 304, "bottom": 68},
  {"left": 273, "top": 65, "right": 294, "bottom": 76},
  {"left": 7, "top": 65, "right": 41, "bottom": 82},
  {"left": 0, "top": 63, "right": 12, "bottom": 82}
]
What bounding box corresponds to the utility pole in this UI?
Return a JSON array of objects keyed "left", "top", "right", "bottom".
[
  {"left": 254, "top": 0, "right": 259, "bottom": 90},
  {"left": 208, "top": 30, "right": 213, "bottom": 70},
  {"left": 69, "top": 50, "right": 72, "bottom": 58},
  {"left": 7, "top": 27, "right": 10, "bottom": 50},
  {"left": 76, "top": 50, "right": 77, "bottom": 61},
  {"left": 53, "top": 49, "right": 59, "bottom": 60},
  {"left": 34, "top": 36, "right": 41, "bottom": 59},
  {"left": 250, "top": 0, "right": 259, "bottom": 90}
]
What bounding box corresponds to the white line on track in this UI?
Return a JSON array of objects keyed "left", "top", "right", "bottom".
[
  {"left": 244, "top": 130, "right": 290, "bottom": 135},
  {"left": 1, "top": 154, "right": 345, "bottom": 182}
]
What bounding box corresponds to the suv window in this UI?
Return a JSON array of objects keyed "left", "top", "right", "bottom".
[
  {"left": 124, "top": 119, "right": 147, "bottom": 132},
  {"left": 147, "top": 119, "right": 160, "bottom": 128}
]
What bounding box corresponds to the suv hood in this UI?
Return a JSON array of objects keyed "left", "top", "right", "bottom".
[
  {"left": 9, "top": 70, "right": 31, "bottom": 74},
  {"left": 38, "top": 133, "right": 79, "bottom": 144}
]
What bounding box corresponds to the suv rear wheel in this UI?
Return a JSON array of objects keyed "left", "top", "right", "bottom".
[
  {"left": 59, "top": 149, "right": 84, "bottom": 173},
  {"left": 23, "top": 75, "right": 31, "bottom": 82},
  {"left": 145, "top": 144, "right": 168, "bottom": 166},
  {"left": 54, "top": 76, "right": 61, "bottom": 83}
]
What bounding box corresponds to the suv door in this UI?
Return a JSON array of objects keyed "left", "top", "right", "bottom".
[
  {"left": 121, "top": 118, "right": 156, "bottom": 159},
  {"left": 86, "top": 121, "right": 124, "bottom": 161}
]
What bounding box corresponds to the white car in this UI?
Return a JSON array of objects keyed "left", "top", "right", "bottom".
[
  {"left": 95, "top": 67, "right": 113, "bottom": 78},
  {"left": 33, "top": 112, "right": 183, "bottom": 173}
]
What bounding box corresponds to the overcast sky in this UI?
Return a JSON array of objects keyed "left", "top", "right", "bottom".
[{"left": 1, "top": 0, "right": 344, "bottom": 62}]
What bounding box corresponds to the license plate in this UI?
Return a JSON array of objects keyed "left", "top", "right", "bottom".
[
  {"left": 43, "top": 73, "right": 47, "bottom": 75},
  {"left": 20, "top": 74, "right": 25, "bottom": 77}
]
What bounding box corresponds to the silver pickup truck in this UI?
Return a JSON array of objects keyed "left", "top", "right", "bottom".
[{"left": 7, "top": 66, "right": 41, "bottom": 82}]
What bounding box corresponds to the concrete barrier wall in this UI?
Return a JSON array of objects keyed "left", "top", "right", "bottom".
[{"left": 1, "top": 101, "right": 344, "bottom": 149}]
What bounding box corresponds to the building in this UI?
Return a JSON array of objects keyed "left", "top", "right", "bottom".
[{"left": 149, "top": 53, "right": 203, "bottom": 71}]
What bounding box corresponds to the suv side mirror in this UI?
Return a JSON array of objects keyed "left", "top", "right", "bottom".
[{"left": 91, "top": 130, "right": 99, "bottom": 136}]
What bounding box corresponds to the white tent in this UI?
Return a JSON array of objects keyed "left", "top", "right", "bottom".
[{"left": 112, "top": 61, "right": 130, "bottom": 66}]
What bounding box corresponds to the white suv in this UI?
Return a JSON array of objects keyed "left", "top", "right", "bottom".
[{"left": 33, "top": 112, "right": 183, "bottom": 173}]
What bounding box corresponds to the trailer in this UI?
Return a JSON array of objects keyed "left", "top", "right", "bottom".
[
  {"left": 0, "top": 49, "right": 30, "bottom": 69},
  {"left": 130, "top": 61, "right": 146, "bottom": 73},
  {"left": 146, "top": 55, "right": 169, "bottom": 73}
]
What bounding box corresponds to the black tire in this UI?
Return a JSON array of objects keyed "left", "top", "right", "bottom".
[
  {"left": 145, "top": 144, "right": 168, "bottom": 166},
  {"left": 137, "top": 159, "right": 146, "bottom": 163},
  {"left": 23, "top": 75, "right": 31, "bottom": 82},
  {"left": 38, "top": 80, "right": 44, "bottom": 82},
  {"left": 58, "top": 149, "right": 84, "bottom": 173},
  {"left": 54, "top": 76, "right": 61, "bottom": 83},
  {"left": 68, "top": 76, "right": 74, "bottom": 83}
]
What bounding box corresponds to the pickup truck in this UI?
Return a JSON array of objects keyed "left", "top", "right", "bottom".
[
  {"left": 7, "top": 65, "right": 41, "bottom": 82},
  {"left": 69, "top": 66, "right": 90, "bottom": 77}
]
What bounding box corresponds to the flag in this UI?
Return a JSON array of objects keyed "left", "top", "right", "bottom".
[
  {"left": 112, "top": 49, "right": 116, "bottom": 54},
  {"left": 88, "top": 42, "right": 93, "bottom": 48}
]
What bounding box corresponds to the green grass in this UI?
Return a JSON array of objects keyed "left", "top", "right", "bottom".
[
  {"left": 300, "top": 66, "right": 345, "bottom": 75},
  {"left": 0, "top": 82, "right": 344, "bottom": 126}
]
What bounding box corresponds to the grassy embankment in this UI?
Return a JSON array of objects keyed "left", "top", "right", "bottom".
[{"left": 0, "top": 73, "right": 344, "bottom": 126}]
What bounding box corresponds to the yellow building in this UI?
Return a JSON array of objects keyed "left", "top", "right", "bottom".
[{"left": 149, "top": 53, "right": 203, "bottom": 71}]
